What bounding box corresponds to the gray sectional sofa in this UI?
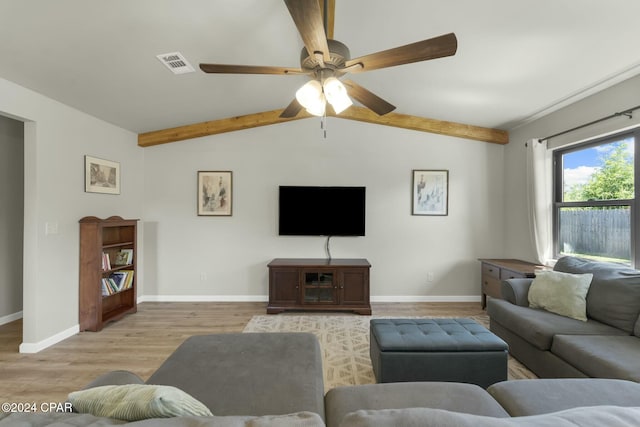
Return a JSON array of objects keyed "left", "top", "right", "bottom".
[
  {"left": 3, "top": 329, "right": 640, "bottom": 426},
  {"left": 488, "top": 256, "right": 640, "bottom": 381}
]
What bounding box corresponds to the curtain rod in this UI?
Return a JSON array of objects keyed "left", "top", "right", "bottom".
[{"left": 540, "top": 104, "right": 640, "bottom": 142}]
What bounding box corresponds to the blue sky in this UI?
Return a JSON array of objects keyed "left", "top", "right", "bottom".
[
  {"left": 563, "top": 147, "right": 601, "bottom": 169},
  {"left": 563, "top": 137, "right": 634, "bottom": 190}
]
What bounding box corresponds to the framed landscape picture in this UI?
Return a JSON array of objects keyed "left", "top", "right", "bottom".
[
  {"left": 85, "top": 155, "right": 120, "bottom": 194},
  {"left": 198, "top": 171, "right": 232, "bottom": 216},
  {"left": 412, "top": 170, "right": 449, "bottom": 216}
]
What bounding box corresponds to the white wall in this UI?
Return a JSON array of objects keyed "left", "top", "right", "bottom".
[
  {"left": 0, "top": 115, "right": 24, "bottom": 322},
  {"left": 504, "top": 74, "right": 640, "bottom": 261},
  {"left": 0, "top": 77, "right": 145, "bottom": 351},
  {"left": 0, "top": 73, "right": 508, "bottom": 349},
  {"left": 143, "top": 117, "right": 506, "bottom": 300}
]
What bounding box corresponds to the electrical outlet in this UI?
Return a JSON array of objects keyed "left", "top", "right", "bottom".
[
  {"left": 427, "top": 272, "right": 434, "bottom": 282},
  {"left": 200, "top": 273, "right": 207, "bottom": 281}
]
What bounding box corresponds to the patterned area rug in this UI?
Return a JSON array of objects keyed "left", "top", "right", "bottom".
[{"left": 243, "top": 314, "right": 536, "bottom": 391}]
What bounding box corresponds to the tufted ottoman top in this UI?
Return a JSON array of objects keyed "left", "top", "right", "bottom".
[{"left": 371, "top": 318, "right": 508, "bottom": 352}]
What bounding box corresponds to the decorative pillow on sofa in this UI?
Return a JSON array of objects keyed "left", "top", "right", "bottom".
[
  {"left": 68, "top": 384, "right": 212, "bottom": 421},
  {"left": 528, "top": 270, "right": 593, "bottom": 321}
]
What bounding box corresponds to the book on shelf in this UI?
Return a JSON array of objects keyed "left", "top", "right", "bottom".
[
  {"left": 101, "top": 252, "right": 111, "bottom": 271},
  {"left": 101, "top": 278, "right": 119, "bottom": 296},
  {"left": 114, "top": 249, "right": 133, "bottom": 266},
  {"left": 109, "top": 272, "right": 127, "bottom": 290},
  {"left": 120, "top": 270, "right": 134, "bottom": 289},
  {"left": 101, "top": 279, "right": 110, "bottom": 296},
  {"left": 103, "top": 270, "right": 135, "bottom": 295}
]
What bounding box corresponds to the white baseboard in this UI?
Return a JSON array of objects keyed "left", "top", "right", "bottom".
[
  {"left": 19, "top": 324, "right": 79, "bottom": 354},
  {"left": 138, "top": 295, "right": 269, "bottom": 303},
  {"left": 138, "top": 295, "right": 480, "bottom": 303},
  {"left": 371, "top": 295, "right": 482, "bottom": 303},
  {"left": 0, "top": 310, "right": 23, "bottom": 326}
]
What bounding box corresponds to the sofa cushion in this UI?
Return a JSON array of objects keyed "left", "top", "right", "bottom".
[
  {"left": 146, "top": 333, "right": 325, "bottom": 419},
  {"left": 338, "top": 406, "right": 640, "bottom": 427},
  {"left": 0, "top": 412, "right": 326, "bottom": 427},
  {"left": 487, "top": 299, "right": 625, "bottom": 351},
  {"left": 500, "top": 278, "right": 534, "bottom": 306},
  {"left": 551, "top": 335, "right": 640, "bottom": 381},
  {"left": 325, "top": 382, "right": 508, "bottom": 427},
  {"left": 0, "top": 413, "right": 126, "bottom": 426},
  {"left": 68, "top": 384, "right": 213, "bottom": 421},
  {"left": 528, "top": 270, "right": 593, "bottom": 321},
  {"left": 554, "top": 256, "right": 640, "bottom": 333},
  {"left": 488, "top": 378, "right": 640, "bottom": 416}
]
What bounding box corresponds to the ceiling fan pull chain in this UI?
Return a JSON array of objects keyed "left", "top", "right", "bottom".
[{"left": 321, "top": 113, "right": 327, "bottom": 139}]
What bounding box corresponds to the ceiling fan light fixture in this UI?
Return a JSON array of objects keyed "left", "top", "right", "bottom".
[
  {"left": 296, "top": 80, "right": 323, "bottom": 108},
  {"left": 323, "top": 77, "right": 352, "bottom": 114},
  {"left": 294, "top": 77, "right": 353, "bottom": 117},
  {"left": 305, "top": 95, "right": 326, "bottom": 117},
  {"left": 296, "top": 79, "right": 327, "bottom": 117}
]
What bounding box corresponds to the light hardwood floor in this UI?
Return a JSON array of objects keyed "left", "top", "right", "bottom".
[{"left": 0, "top": 301, "right": 485, "bottom": 405}]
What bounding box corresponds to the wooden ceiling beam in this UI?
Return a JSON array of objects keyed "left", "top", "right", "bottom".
[
  {"left": 137, "top": 107, "right": 508, "bottom": 147},
  {"left": 333, "top": 106, "right": 509, "bottom": 144},
  {"left": 137, "top": 109, "right": 311, "bottom": 147}
]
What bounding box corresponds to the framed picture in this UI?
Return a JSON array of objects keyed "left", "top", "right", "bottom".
[
  {"left": 198, "top": 171, "right": 232, "bottom": 216},
  {"left": 412, "top": 170, "right": 449, "bottom": 216},
  {"left": 85, "top": 155, "right": 120, "bottom": 194}
]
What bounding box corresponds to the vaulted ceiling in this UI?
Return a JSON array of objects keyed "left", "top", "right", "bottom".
[{"left": 1, "top": 0, "right": 639, "bottom": 146}]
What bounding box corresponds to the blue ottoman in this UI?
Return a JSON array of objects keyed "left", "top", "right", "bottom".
[{"left": 370, "top": 318, "right": 508, "bottom": 388}]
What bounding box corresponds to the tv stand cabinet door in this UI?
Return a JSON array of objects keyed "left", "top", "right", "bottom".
[
  {"left": 301, "top": 269, "right": 338, "bottom": 305},
  {"left": 339, "top": 268, "right": 370, "bottom": 306},
  {"left": 269, "top": 267, "right": 300, "bottom": 309}
]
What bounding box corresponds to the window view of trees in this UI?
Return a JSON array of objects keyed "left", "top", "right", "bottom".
[
  {"left": 564, "top": 141, "right": 634, "bottom": 202},
  {"left": 555, "top": 134, "right": 637, "bottom": 265}
]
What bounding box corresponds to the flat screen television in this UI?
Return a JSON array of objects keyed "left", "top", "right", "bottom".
[{"left": 279, "top": 186, "right": 366, "bottom": 236}]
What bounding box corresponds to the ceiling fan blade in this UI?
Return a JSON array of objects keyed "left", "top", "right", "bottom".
[
  {"left": 344, "top": 33, "right": 457, "bottom": 73},
  {"left": 342, "top": 80, "right": 396, "bottom": 116},
  {"left": 199, "top": 64, "right": 307, "bottom": 75},
  {"left": 319, "top": 0, "right": 336, "bottom": 39},
  {"left": 280, "top": 98, "right": 303, "bottom": 118},
  {"left": 284, "top": 0, "right": 330, "bottom": 62}
]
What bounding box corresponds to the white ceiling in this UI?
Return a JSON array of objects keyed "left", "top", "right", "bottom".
[{"left": 2, "top": 0, "right": 640, "bottom": 135}]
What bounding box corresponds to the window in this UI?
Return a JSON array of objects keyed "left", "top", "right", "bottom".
[{"left": 553, "top": 128, "right": 640, "bottom": 266}]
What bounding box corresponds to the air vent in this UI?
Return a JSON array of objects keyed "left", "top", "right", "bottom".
[{"left": 156, "top": 52, "right": 195, "bottom": 74}]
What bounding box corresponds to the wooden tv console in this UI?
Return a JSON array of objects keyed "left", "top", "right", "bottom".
[{"left": 267, "top": 258, "right": 371, "bottom": 314}]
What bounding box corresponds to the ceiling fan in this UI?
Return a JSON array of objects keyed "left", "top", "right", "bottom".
[{"left": 199, "top": 0, "right": 457, "bottom": 119}]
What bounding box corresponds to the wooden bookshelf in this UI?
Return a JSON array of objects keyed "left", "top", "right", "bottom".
[{"left": 79, "top": 216, "right": 138, "bottom": 331}]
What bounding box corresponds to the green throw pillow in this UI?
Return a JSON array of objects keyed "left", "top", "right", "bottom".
[
  {"left": 68, "top": 384, "right": 212, "bottom": 421},
  {"left": 528, "top": 270, "right": 593, "bottom": 321}
]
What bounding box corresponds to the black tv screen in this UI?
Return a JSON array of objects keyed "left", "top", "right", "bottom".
[{"left": 279, "top": 186, "right": 366, "bottom": 236}]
